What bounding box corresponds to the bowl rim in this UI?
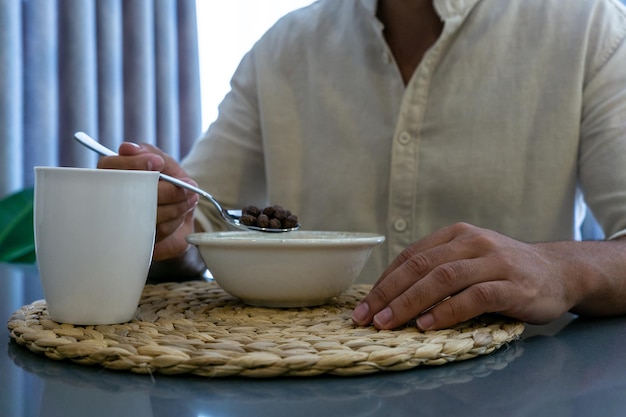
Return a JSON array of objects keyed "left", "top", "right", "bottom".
[{"left": 186, "top": 231, "right": 385, "bottom": 247}]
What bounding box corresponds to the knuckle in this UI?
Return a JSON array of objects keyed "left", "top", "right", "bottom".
[
  {"left": 155, "top": 220, "right": 176, "bottom": 240},
  {"left": 437, "top": 296, "right": 476, "bottom": 326},
  {"left": 441, "top": 298, "right": 463, "bottom": 322},
  {"left": 470, "top": 284, "right": 495, "bottom": 307},
  {"left": 96, "top": 155, "right": 116, "bottom": 169},
  {"left": 460, "top": 232, "right": 498, "bottom": 254},
  {"left": 159, "top": 201, "right": 190, "bottom": 223},
  {"left": 158, "top": 181, "right": 180, "bottom": 201},
  {"left": 173, "top": 200, "right": 191, "bottom": 218},
  {"left": 451, "top": 221, "right": 469, "bottom": 230},
  {"left": 430, "top": 263, "right": 460, "bottom": 288},
  {"left": 448, "top": 222, "right": 474, "bottom": 234},
  {"left": 154, "top": 224, "right": 167, "bottom": 241},
  {"left": 468, "top": 283, "right": 504, "bottom": 310},
  {"left": 447, "top": 223, "right": 495, "bottom": 248},
  {"left": 369, "top": 284, "right": 394, "bottom": 304},
  {"left": 157, "top": 208, "right": 174, "bottom": 224},
  {"left": 392, "top": 246, "right": 418, "bottom": 267},
  {"left": 395, "top": 290, "right": 420, "bottom": 314},
  {"left": 402, "top": 253, "right": 431, "bottom": 277}
]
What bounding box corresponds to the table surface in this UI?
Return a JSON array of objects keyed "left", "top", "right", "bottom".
[{"left": 3, "top": 262, "right": 626, "bottom": 417}]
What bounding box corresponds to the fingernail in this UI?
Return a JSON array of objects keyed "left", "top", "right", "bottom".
[
  {"left": 417, "top": 313, "right": 434, "bottom": 331},
  {"left": 126, "top": 142, "right": 141, "bottom": 148},
  {"left": 373, "top": 307, "right": 393, "bottom": 327},
  {"left": 352, "top": 302, "right": 369, "bottom": 324}
]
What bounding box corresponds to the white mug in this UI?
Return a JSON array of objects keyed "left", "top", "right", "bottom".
[{"left": 34, "top": 167, "right": 159, "bottom": 325}]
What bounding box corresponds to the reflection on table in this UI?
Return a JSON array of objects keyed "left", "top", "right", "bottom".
[{"left": 3, "top": 262, "right": 626, "bottom": 417}]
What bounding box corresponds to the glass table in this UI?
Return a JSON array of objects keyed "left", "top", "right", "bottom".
[{"left": 3, "top": 262, "right": 626, "bottom": 417}]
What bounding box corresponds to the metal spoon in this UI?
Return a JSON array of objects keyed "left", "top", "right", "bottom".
[{"left": 73, "top": 131, "right": 300, "bottom": 233}]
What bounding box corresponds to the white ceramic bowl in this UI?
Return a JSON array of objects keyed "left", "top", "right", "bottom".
[{"left": 186, "top": 231, "right": 385, "bottom": 307}]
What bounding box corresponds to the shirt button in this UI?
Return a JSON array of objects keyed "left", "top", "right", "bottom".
[
  {"left": 393, "top": 218, "right": 408, "bottom": 232},
  {"left": 382, "top": 51, "right": 392, "bottom": 64},
  {"left": 397, "top": 132, "right": 412, "bottom": 145}
]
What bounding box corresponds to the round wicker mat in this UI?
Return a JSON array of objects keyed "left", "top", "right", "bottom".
[{"left": 8, "top": 281, "right": 524, "bottom": 378}]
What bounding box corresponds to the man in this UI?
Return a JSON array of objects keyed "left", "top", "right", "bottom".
[{"left": 100, "top": 0, "right": 626, "bottom": 331}]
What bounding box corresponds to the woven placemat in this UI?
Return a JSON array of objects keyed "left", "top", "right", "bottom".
[{"left": 8, "top": 281, "right": 524, "bottom": 378}]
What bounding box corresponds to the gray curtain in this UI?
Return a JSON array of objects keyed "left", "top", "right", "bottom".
[{"left": 0, "top": 0, "right": 202, "bottom": 199}]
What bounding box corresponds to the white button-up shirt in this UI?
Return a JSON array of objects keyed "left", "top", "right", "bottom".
[{"left": 183, "top": 0, "right": 626, "bottom": 283}]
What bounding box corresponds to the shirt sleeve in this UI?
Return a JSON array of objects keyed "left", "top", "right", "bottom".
[
  {"left": 182, "top": 47, "right": 268, "bottom": 232},
  {"left": 579, "top": 2, "right": 626, "bottom": 239}
]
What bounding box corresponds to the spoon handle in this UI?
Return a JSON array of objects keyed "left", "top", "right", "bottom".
[
  {"left": 74, "top": 131, "right": 300, "bottom": 232},
  {"left": 74, "top": 132, "right": 117, "bottom": 157},
  {"left": 73, "top": 131, "right": 227, "bottom": 213}
]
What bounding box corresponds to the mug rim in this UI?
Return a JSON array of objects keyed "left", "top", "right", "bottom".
[{"left": 34, "top": 166, "right": 160, "bottom": 177}]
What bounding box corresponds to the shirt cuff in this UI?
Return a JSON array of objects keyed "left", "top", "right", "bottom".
[{"left": 607, "top": 229, "right": 626, "bottom": 240}]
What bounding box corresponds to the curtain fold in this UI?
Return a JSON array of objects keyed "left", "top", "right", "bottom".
[
  {"left": 0, "top": 0, "right": 201, "bottom": 199},
  {"left": 176, "top": 0, "right": 201, "bottom": 158},
  {"left": 58, "top": 0, "right": 98, "bottom": 169},
  {"left": 24, "top": 0, "right": 58, "bottom": 185},
  {"left": 123, "top": 0, "right": 156, "bottom": 147},
  {"left": 156, "top": 0, "right": 180, "bottom": 158},
  {"left": 0, "top": 1, "right": 23, "bottom": 197},
  {"left": 96, "top": 0, "right": 124, "bottom": 153}
]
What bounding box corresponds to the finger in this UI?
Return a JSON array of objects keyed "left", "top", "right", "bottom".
[
  {"left": 101, "top": 141, "right": 181, "bottom": 177},
  {"left": 373, "top": 225, "right": 457, "bottom": 287},
  {"left": 356, "top": 251, "right": 442, "bottom": 325},
  {"left": 118, "top": 142, "right": 148, "bottom": 156},
  {"left": 155, "top": 179, "right": 198, "bottom": 242},
  {"left": 155, "top": 197, "right": 197, "bottom": 243},
  {"left": 153, "top": 211, "right": 195, "bottom": 261},
  {"left": 97, "top": 153, "right": 165, "bottom": 172},
  {"left": 415, "top": 281, "right": 512, "bottom": 331},
  {"left": 157, "top": 178, "right": 199, "bottom": 207},
  {"left": 153, "top": 238, "right": 190, "bottom": 262},
  {"left": 157, "top": 179, "right": 189, "bottom": 205},
  {"left": 353, "top": 234, "right": 479, "bottom": 326},
  {"left": 156, "top": 216, "right": 185, "bottom": 243},
  {"left": 370, "top": 257, "right": 493, "bottom": 329},
  {"left": 156, "top": 197, "right": 198, "bottom": 226},
  {"left": 121, "top": 142, "right": 190, "bottom": 180},
  {"left": 119, "top": 141, "right": 162, "bottom": 157}
]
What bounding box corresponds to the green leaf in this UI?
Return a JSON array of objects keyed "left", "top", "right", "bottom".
[{"left": 0, "top": 188, "right": 36, "bottom": 263}]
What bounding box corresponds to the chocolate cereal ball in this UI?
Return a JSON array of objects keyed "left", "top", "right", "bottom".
[{"left": 239, "top": 205, "right": 299, "bottom": 229}]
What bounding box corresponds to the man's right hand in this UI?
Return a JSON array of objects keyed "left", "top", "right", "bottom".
[{"left": 97, "top": 142, "right": 199, "bottom": 261}]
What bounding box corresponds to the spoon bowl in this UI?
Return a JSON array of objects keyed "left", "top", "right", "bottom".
[{"left": 73, "top": 131, "right": 300, "bottom": 233}]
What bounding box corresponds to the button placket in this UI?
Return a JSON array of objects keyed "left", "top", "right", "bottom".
[{"left": 384, "top": 2, "right": 474, "bottom": 262}]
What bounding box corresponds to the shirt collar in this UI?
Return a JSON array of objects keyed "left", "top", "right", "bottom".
[
  {"left": 433, "top": 0, "right": 481, "bottom": 19},
  {"left": 358, "top": 0, "right": 481, "bottom": 20}
]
